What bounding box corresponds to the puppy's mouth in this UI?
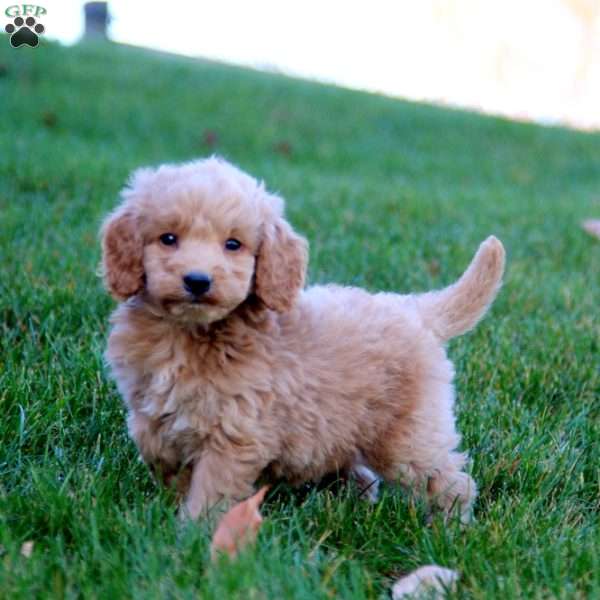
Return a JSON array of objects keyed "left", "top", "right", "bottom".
[
  {"left": 188, "top": 295, "right": 219, "bottom": 306},
  {"left": 161, "top": 294, "right": 220, "bottom": 309}
]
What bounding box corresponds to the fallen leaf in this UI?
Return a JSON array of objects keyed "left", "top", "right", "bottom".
[
  {"left": 20, "top": 541, "right": 34, "bottom": 558},
  {"left": 582, "top": 219, "right": 600, "bottom": 239},
  {"left": 391, "top": 565, "right": 459, "bottom": 599},
  {"left": 427, "top": 259, "right": 441, "bottom": 277},
  {"left": 274, "top": 140, "right": 293, "bottom": 157},
  {"left": 211, "top": 486, "right": 269, "bottom": 560},
  {"left": 42, "top": 111, "right": 58, "bottom": 128},
  {"left": 202, "top": 129, "right": 219, "bottom": 148}
]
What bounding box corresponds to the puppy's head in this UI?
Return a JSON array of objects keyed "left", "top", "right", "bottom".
[{"left": 101, "top": 157, "right": 307, "bottom": 324}]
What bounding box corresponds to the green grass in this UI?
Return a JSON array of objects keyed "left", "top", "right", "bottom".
[{"left": 1, "top": 38, "right": 599, "bottom": 599}]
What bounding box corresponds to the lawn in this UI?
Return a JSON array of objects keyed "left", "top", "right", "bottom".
[{"left": 0, "top": 39, "right": 599, "bottom": 599}]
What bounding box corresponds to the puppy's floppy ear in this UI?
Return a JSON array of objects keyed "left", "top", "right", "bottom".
[
  {"left": 100, "top": 207, "right": 144, "bottom": 301},
  {"left": 255, "top": 217, "right": 308, "bottom": 312}
]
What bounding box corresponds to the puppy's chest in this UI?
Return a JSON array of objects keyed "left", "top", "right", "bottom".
[
  {"left": 127, "top": 348, "right": 271, "bottom": 447},
  {"left": 131, "top": 360, "right": 219, "bottom": 438}
]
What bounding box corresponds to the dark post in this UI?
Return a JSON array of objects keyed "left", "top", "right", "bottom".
[{"left": 83, "top": 2, "right": 110, "bottom": 39}]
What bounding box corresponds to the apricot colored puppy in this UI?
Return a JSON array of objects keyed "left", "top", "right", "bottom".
[{"left": 101, "top": 157, "right": 505, "bottom": 523}]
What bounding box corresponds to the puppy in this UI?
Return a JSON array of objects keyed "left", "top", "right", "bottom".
[{"left": 101, "top": 157, "right": 505, "bottom": 522}]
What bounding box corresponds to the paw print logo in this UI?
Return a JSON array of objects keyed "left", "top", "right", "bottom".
[{"left": 5, "top": 16, "right": 45, "bottom": 48}]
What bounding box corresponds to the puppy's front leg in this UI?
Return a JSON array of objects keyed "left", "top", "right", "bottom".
[{"left": 184, "top": 449, "right": 264, "bottom": 521}]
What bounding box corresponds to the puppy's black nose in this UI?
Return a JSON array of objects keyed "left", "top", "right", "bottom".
[{"left": 183, "top": 272, "right": 212, "bottom": 296}]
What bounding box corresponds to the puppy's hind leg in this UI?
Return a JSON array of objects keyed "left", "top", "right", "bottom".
[
  {"left": 368, "top": 434, "right": 476, "bottom": 523},
  {"left": 365, "top": 380, "right": 476, "bottom": 523}
]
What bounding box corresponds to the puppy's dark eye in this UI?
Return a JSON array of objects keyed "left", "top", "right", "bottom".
[
  {"left": 159, "top": 233, "right": 177, "bottom": 246},
  {"left": 225, "top": 238, "right": 242, "bottom": 251}
]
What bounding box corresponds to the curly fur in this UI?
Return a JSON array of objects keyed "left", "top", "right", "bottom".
[{"left": 101, "top": 156, "right": 505, "bottom": 522}]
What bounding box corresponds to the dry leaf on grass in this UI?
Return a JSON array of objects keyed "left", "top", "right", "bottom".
[
  {"left": 210, "top": 486, "right": 269, "bottom": 560},
  {"left": 20, "top": 541, "right": 34, "bottom": 558},
  {"left": 582, "top": 219, "right": 600, "bottom": 239},
  {"left": 391, "top": 565, "right": 459, "bottom": 599}
]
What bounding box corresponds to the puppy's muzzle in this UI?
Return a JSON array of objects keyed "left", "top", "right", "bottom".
[{"left": 183, "top": 272, "right": 212, "bottom": 297}]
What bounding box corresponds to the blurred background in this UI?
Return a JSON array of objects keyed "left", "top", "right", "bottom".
[{"left": 38, "top": 0, "right": 600, "bottom": 130}]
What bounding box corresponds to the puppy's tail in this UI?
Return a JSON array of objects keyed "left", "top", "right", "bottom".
[{"left": 416, "top": 236, "right": 505, "bottom": 343}]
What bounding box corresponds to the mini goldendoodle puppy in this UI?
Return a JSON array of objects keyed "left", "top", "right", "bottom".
[{"left": 101, "top": 157, "right": 505, "bottom": 522}]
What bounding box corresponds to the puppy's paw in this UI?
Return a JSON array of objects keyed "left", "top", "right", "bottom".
[
  {"left": 349, "top": 464, "right": 381, "bottom": 503},
  {"left": 428, "top": 470, "right": 476, "bottom": 525},
  {"left": 391, "top": 565, "right": 459, "bottom": 599}
]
